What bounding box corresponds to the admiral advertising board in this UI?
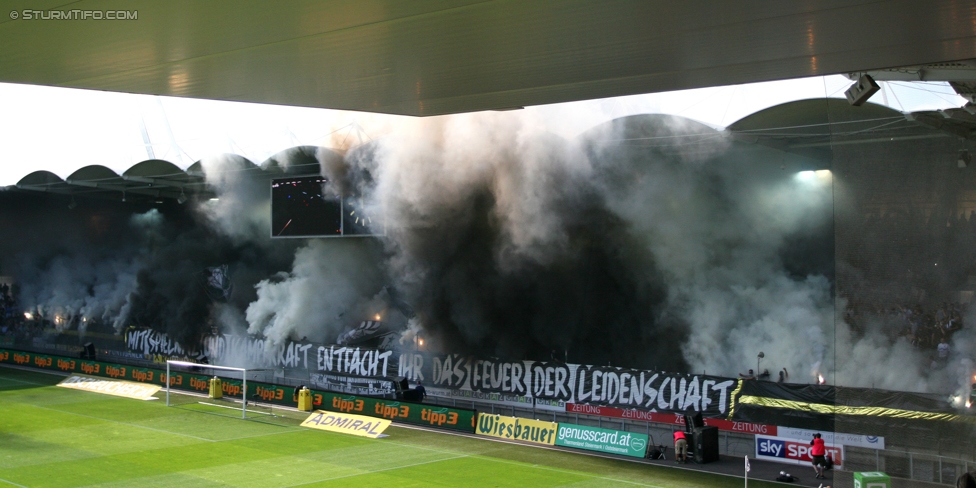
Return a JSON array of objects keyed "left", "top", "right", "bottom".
[
  {"left": 300, "top": 411, "right": 391, "bottom": 438},
  {"left": 58, "top": 375, "right": 161, "bottom": 400},
  {"left": 755, "top": 434, "right": 844, "bottom": 468}
]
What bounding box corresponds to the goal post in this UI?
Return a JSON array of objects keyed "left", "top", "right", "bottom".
[{"left": 165, "top": 360, "right": 273, "bottom": 419}]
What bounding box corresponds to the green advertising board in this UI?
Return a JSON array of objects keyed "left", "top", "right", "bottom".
[
  {"left": 313, "top": 390, "right": 476, "bottom": 433},
  {"left": 0, "top": 348, "right": 234, "bottom": 395},
  {"left": 554, "top": 423, "right": 649, "bottom": 458},
  {"left": 0, "top": 348, "right": 476, "bottom": 433},
  {"left": 853, "top": 472, "right": 890, "bottom": 488}
]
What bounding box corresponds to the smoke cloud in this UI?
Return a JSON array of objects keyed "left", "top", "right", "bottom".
[{"left": 5, "top": 106, "right": 972, "bottom": 396}]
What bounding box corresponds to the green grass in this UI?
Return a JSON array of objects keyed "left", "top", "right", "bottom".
[{"left": 0, "top": 367, "right": 778, "bottom": 488}]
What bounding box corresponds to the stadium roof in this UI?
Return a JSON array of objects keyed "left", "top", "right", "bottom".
[
  {"left": 2, "top": 1, "right": 975, "bottom": 116},
  {"left": 18, "top": 99, "right": 976, "bottom": 202},
  {"left": 14, "top": 147, "right": 340, "bottom": 203}
]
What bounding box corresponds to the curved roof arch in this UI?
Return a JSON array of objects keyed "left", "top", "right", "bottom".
[
  {"left": 123, "top": 159, "right": 187, "bottom": 178},
  {"left": 188, "top": 154, "right": 260, "bottom": 177},
  {"left": 66, "top": 165, "right": 121, "bottom": 182},
  {"left": 261, "top": 146, "right": 343, "bottom": 176},
  {"left": 17, "top": 170, "right": 64, "bottom": 187}
]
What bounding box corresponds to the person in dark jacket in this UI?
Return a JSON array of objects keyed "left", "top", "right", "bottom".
[{"left": 958, "top": 471, "right": 976, "bottom": 488}]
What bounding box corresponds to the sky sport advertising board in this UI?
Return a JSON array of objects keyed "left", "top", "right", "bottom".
[
  {"left": 776, "top": 426, "right": 885, "bottom": 450},
  {"left": 554, "top": 424, "right": 648, "bottom": 458},
  {"left": 755, "top": 434, "right": 844, "bottom": 468}
]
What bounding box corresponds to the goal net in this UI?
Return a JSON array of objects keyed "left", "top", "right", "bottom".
[{"left": 164, "top": 360, "right": 279, "bottom": 420}]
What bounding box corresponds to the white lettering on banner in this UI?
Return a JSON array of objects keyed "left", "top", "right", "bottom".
[
  {"left": 125, "top": 329, "right": 735, "bottom": 416},
  {"left": 309, "top": 373, "right": 395, "bottom": 396},
  {"left": 203, "top": 335, "right": 314, "bottom": 369},
  {"left": 126, "top": 329, "right": 201, "bottom": 358},
  {"left": 130, "top": 331, "right": 397, "bottom": 373},
  {"left": 403, "top": 354, "right": 736, "bottom": 415},
  {"left": 317, "top": 346, "right": 393, "bottom": 377},
  {"left": 776, "top": 427, "right": 885, "bottom": 450}
]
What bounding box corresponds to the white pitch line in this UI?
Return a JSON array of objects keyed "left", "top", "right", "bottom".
[
  {"left": 196, "top": 401, "right": 274, "bottom": 415},
  {"left": 0, "top": 376, "right": 48, "bottom": 386},
  {"left": 30, "top": 404, "right": 218, "bottom": 443},
  {"left": 31, "top": 402, "right": 303, "bottom": 444},
  {"left": 283, "top": 454, "right": 470, "bottom": 488},
  {"left": 0, "top": 477, "right": 28, "bottom": 488}
]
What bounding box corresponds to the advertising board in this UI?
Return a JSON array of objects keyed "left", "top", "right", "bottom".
[
  {"left": 300, "top": 410, "right": 391, "bottom": 438},
  {"left": 554, "top": 423, "right": 648, "bottom": 457},
  {"left": 476, "top": 413, "right": 557, "bottom": 445},
  {"left": 755, "top": 434, "right": 843, "bottom": 468},
  {"left": 313, "top": 391, "right": 476, "bottom": 433}
]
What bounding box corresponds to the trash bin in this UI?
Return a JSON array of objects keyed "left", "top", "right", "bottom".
[
  {"left": 297, "top": 387, "right": 312, "bottom": 412},
  {"left": 209, "top": 376, "right": 222, "bottom": 399},
  {"left": 853, "top": 471, "right": 890, "bottom": 488}
]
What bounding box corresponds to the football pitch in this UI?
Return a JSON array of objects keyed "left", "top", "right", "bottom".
[{"left": 0, "top": 367, "right": 777, "bottom": 488}]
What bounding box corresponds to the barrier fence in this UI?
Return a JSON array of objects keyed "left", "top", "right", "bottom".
[
  {"left": 3, "top": 346, "right": 973, "bottom": 486},
  {"left": 0, "top": 348, "right": 475, "bottom": 433}
]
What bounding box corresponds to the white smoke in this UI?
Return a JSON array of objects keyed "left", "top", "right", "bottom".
[
  {"left": 16, "top": 210, "right": 162, "bottom": 334},
  {"left": 245, "top": 239, "right": 384, "bottom": 345},
  {"left": 197, "top": 154, "right": 270, "bottom": 244}
]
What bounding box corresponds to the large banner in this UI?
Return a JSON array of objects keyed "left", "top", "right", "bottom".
[
  {"left": 399, "top": 353, "right": 737, "bottom": 417},
  {"left": 554, "top": 424, "right": 648, "bottom": 458},
  {"left": 308, "top": 372, "right": 395, "bottom": 396},
  {"left": 122, "top": 331, "right": 738, "bottom": 416},
  {"left": 476, "top": 413, "right": 558, "bottom": 445}
]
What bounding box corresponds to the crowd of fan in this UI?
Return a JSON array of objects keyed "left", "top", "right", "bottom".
[
  {"left": 844, "top": 300, "right": 965, "bottom": 365},
  {"left": 0, "top": 284, "right": 39, "bottom": 340}
]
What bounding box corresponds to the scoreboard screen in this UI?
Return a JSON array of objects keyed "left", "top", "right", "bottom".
[
  {"left": 271, "top": 176, "right": 341, "bottom": 237},
  {"left": 270, "top": 176, "right": 383, "bottom": 238}
]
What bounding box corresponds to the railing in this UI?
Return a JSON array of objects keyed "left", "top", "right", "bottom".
[
  {"left": 423, "top": 394, "right": 974, "bottom": 487},
  {"left": 843, "top": 446, "right": 974, "bottom": 486}
]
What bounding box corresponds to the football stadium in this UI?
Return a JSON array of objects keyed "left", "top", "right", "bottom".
[{"left": 2, "top": 3, "right": 976, "bottom": 488}]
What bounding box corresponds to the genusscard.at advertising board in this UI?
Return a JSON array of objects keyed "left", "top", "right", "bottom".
[{"left": 554, "top": 423, "right": 648, "bottom": 458}]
